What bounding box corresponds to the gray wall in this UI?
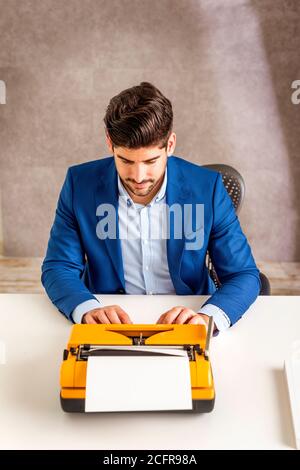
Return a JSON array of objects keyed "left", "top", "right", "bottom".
[{"left": 0, "top": 0, "right": 299, "bottom": 261}]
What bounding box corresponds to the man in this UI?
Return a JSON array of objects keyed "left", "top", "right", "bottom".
[{"left": 41, "top": 82, "right": 261, "bottom": 333}]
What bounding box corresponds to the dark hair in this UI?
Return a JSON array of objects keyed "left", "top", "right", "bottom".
[{"left": 104, "top": 82, "right": 173, "bottom": 150}]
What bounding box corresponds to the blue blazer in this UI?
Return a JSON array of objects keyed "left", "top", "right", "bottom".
[{"left": 41, "top": 156, "right": 261, "bottom": 325}]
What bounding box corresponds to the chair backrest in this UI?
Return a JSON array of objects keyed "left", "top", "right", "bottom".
[
  {"left": 202, "top": 164, "right": 245, "bottom": 214},
  {"left": 202, "top": 163, "right": 271, "bottom": 295},
  {"left": 202, "top": 164, "right": 244, "bottom": 289}
]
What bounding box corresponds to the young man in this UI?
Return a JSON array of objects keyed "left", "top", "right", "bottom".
[{"left": 41, "top": 82, "right": 261, "bottom": 333}]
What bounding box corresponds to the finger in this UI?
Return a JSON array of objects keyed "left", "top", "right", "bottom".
[
  {"left": 92, "top": 310, "right": 111, "bottom": 324},
  {"left": 174, "top": 309, "right": 196, "bottom": 324},
  {"left": 82, "top": 314, "right": 98, "bottom": 324},
  {"left": 156, "top": 307, "right": 178, "bottom": 324},
  {"left": 156, "top": 312, "right": 175, "bottom": 324},
  {"left": 158, "top": 307, "right": 185, "bottom": 324},
  {"left": 114, "top": 306, "right": 133, "bottom": 324},
  {"left": 119, "top": 314, "right": 133, "bottom": 324},
  {"left": 156, "top": 311, "right": 178, "bottom": 324},
  {"left": 105, "top": 309, "right": 122, "bottom": 324},
  {"left": 187, "top": 314, "right": 208, "bottom": 328}
]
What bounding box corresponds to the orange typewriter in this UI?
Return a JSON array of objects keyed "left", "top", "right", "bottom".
[{"left": 60, "top": 317, "right": 215, "bottom": 413}]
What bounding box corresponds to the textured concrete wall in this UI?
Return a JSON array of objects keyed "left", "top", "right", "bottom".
[{"left": 0, "top": 0, "right": 299, "bottom": 260}]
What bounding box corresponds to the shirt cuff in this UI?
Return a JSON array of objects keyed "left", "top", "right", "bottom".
[
  {"left": 71, "top": 299, "right": 101, "bottom": 324},
  {"left": 197, "top": 303, "right": 231, "bottom": 334}
]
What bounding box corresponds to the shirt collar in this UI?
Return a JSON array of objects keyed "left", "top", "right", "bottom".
[{"left": 117, "top": 167, "right": 167, "bottom": 207}]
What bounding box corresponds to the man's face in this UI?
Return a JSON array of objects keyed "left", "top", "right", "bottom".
[{"left": 106, "top": 132, "right": 176, "bottom": 202}]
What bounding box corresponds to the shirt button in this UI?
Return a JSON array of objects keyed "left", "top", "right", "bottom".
[
  {"left": 145, "top": 266, "right": 149, "bottom": 271},
  {"left": 149, "top": 291, "right": 153, "bottom": 295},
  {"left": 143, "top": 240, "right": 148, "bottom": 244}
]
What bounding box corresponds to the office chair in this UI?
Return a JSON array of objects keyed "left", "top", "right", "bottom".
[{"left": 202, "top": 164, "right": 271, "bottom": 295}]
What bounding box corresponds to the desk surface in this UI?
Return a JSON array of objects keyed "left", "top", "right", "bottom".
[{"left": 0, "top": 293, "right": 299, "bottom": 450}]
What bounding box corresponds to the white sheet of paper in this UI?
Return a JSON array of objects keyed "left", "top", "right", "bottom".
[{"left": 85, "top": 354, "right": 193, "bottom": 412}]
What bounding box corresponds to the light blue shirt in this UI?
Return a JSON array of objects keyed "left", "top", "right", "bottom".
[{"left": 72, "top": 168, "right": 231, "bottom": 332}]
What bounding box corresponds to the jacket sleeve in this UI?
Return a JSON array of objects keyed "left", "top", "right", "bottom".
[
  {"left": 41, "top": 168, "right": 98, "bottom": 321},
  {"left": 202, "top": 173, "right": 261, "bottom": 326}
]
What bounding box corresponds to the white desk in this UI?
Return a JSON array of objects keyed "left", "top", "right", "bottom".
[{"left": 0, "top": 293, "right": 299, "bottom": 450}]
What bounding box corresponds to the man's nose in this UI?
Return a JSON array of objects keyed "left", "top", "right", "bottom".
[{"left": 132, "top": 165, "right": 147, "bottom": 183}]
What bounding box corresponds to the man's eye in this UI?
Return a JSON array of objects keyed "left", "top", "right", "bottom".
[{"left": 122, "top": 160, "right": 155, "bottom": 165}]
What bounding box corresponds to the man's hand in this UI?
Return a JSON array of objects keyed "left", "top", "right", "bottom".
[
  {"left": 82, "top": 305, "right": 133, "bottom": 324},
  {"left": 156, "top": 306, "right": 209, "bottom": 329}
]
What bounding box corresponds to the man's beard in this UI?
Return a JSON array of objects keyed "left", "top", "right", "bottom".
[{"left": 124, "top": 179, "right": 156, "bottom": 196}]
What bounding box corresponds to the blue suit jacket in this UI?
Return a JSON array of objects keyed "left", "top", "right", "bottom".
[{"left": 41, "top": 156, "right": 261, "bottom": 325}]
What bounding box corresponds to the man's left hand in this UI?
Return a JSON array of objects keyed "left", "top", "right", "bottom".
[{"left": 156, "top": 306, "right": 209, "bottom": 328}]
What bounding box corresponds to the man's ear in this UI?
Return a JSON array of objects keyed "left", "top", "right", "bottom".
[
  {"left": 105, "top": 130, "right": 114, "bottom": 152},
  {"left": 167, "top": 132, "right": 176, "bottom": 156}
]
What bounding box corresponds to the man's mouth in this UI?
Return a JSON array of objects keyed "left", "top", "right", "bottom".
[{"left": 133, "top": 182, "right": 149, "bottom": 189}]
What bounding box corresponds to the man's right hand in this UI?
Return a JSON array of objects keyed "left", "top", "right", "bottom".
[{"left": 81, "top": 305, "right": 133, "bottom": 324}]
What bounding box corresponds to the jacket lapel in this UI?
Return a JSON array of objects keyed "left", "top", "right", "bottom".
[
  {"left": 166, "top": 157, "right": 194, "bottom": 294},
  {"left": 94, "top": 158, "right": 125, "bottom": 290}
]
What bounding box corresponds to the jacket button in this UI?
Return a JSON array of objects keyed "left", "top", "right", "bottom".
[{"left": 118, "top": 289, "right": 124, "bottom": 293}]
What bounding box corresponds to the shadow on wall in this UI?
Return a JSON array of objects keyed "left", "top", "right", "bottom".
[{"left": 252, "top": 0, "right": 300, "bottom": 260}]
